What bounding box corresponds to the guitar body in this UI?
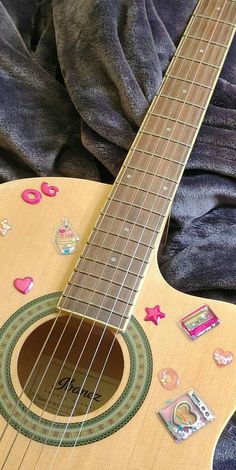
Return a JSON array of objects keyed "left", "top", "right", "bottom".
[{"left": 0, "top": 177, "right": 236, "bottom": 469}]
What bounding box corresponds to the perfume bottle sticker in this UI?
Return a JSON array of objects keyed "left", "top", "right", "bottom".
[{"left": 53, "top": 218, "right": 80, "bottom": 255}]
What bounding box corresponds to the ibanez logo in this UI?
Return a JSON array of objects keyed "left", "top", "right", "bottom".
[{"left": 54, "top": 377, "right": 102, "bottom": 403}]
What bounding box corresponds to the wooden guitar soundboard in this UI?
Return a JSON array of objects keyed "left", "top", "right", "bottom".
[{"left": 0, "top": 1, "right": 235, "bottom": 469}]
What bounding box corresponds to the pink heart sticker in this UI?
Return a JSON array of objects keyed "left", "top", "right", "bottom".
[
  {"left": 13, "top": 277, "right": 34, "bottom": 294},
  {"left": 213, "top": 348, "right": 234, "bottom": 367}
]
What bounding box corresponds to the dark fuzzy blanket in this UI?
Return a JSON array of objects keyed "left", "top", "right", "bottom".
[{"left": 0, "top": 0, "right": 235, "bottom": 467}]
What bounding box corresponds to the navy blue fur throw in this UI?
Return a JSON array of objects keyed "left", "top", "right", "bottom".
[{"left": 0, "top": 1, "right": 235, "bottom": 467}]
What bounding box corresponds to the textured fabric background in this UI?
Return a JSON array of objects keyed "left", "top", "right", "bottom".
[{"left": 0, "top": 1, "right": 235, "bottom": 467}]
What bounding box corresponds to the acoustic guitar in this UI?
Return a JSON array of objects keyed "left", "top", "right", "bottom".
[{"left": 0, "top": 0, "right": 235, "bottom": 468}]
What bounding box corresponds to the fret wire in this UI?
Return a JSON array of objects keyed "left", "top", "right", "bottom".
[
  {"left": 86, "top": 240, "right": 152, "bottom": 262},
  {"left": 72, "top": 11, "right": 223, "bottom": 315},
  {"left": 83, "top": 241, "right": 152, "bottom": 263},
  {"left": 159, "top": 92, "right": 206, "bottom": 109},
  {"left": 101, "top": 202, "right": 167, "bottom": 225},
  {"left": 96, "top": 216, "right": 164, "bottom": 236},
  {"left": 76, "top": 269, "right": 139, "bottom": 291},
  {"left": 148, "top": 109, "right": 201, "bottom": 123},
  {"left": 67, "top": 286, "right": 136, "bottom": 305},
  {"left": 68, "top": 278, "right": 138, "bottom": 293},
  {"left": 175, "top": 55, "right": 221, "bottom": 69},
  {"left": 179, "top": 35, "right": 227, "bottom": 51},
  {"left": 177, "top": 38, "right": 227, "bottom": 69},
  {"left": 57, "top": 0, "right": 234, "bottom": 330},
  {"left": 114, "top": 182, "right": 172, "bottom": 200},
  {"left": 62, "top": 297, "right": 130, "bottom": 319},
  {"left": 79, "top": 256, "right": 145, "bottom": 277},
  {"left": 130, "top": 147, "right": 186, "bottom": 165},
  {"left": 109, "top": 198, "right": 167, "bottom": 218},
  {"left": 60, "top": 305, "right": 128, "bottom": 330},
  {"left": 64, "top": 287, "right": 134, "bottom": 306},
  {"left": 194, "top": 14, "right": 235, "bottom": 26},
  {"left": 93, "top": 227, "right": 155, "bottom": 247},
  {"left": 123, "top": 163, "right": 180, "bottom": 183},
  {"left": 60, "top": 6, "right": 219, "bottom": 434},
  {"left": 167, "top": 73, "right": 213, "bottom": 88},
  {"left": 114, "top": 166, "right": 178, "bottom": 189},
  {"left": 141, "top": 130, "right": 192, "bottom": 147},
  {"left": 186, "top": 15, "right": 235, "bottom": 42},
  {"left": 98, "top": 210, "right": 163, "bottom": 230},
  {"left": 186, "top": 34, "right": 231, "bottom": 48}
]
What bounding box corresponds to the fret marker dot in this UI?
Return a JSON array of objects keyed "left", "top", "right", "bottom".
[
  {"left": 199, "top": 49, "right": 204, "bottom": 53},
  {"left": 126, "top": 174, "right": 132, "bottom": 179},
  {"left": 216, "top": 6, "right": 221, "bottom": 10},
  {"left": 166, "top": 127, "right": 171, "bottom": 132},
  {"left": 111, "top": 257, "right": 117, "bottom": 263},
  {"left": 124, "top": 227, "right": 130, "bottom": 232},
  {"left": 182, "top": 89, "right": 187, "bottom": 94},
  {"left": 163, "top": 186, "right": 168, "bottom": 191}
]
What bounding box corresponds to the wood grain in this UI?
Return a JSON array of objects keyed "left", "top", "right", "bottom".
[{"left": 0, "top": 177, "right": 235, "bottom": 470}]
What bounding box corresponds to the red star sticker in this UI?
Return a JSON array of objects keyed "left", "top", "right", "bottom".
[{"left": 144, "top": 305, "right": 166, "bottom": 325}]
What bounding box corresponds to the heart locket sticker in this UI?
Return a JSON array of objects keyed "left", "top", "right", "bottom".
[{"left": 173, "top": 402, "right": 199, "bottom": 428}]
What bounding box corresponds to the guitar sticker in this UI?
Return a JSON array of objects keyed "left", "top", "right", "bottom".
[
  {"left": 179, "top": 305, "right": 220, "bottom": 340},
  {"left": 158, "top": 368, "right": 179, "bottom": 391},
  {"left": 144, "top": 305, "right": 166, "bottom": 325},
  {"left": 0, "top": 219, "right": 11, "bottom": 236},
  {"left": 53, "top": 218, "right": 80, "bottom": 255},
  {"left": 213, "top": 348, "right": 234, "bottom": 367},
  {"left": 158, "top": 389, "right": 215, "bottom": 443},
  {"left": 21, "top": 182, "right": 59, "bottom": 204},
  {"left": 13, "top": 276, "right": 34, "bottom": 294},
  {"left": 21, "top": 188, "right": 42, "bottom": 204}
]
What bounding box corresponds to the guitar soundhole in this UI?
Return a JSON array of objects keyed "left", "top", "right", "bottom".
[{"left": 17, "top": 316, "right": 124, "bottom": 417}]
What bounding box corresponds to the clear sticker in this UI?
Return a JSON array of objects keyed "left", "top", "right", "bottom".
[
  {"left": 158, "top": 389, "right": 215, "bottom": 443},
  {"left": 180, "top": 305, "right": 220, "bottom": 340},
  {"left": 0, "top": 219, "right": 12, "bottom": 236},
  {"left": 53, "top": 218, "right": 80, "bottom": 255}
]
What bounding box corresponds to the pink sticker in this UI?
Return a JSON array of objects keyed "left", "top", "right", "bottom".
[
  {"left": 14, "top": 277, "right": 34, "bottom": 294},
  {"left": 41, "top": 182, "right": 59, "bottom": 197},
  {"left": 213, "top": 348, "right": 233, "bottom": 367},
  {"left": 158, "top": 389, "right": 215, "bottom": 443},
  {"left": 180, "top": 305, "right": 220, "bottom": 340},
  {"left": 144, "top": 305, "right": 166, "bottom": 325},
  {"left": 158, "top": 368, "right": 179, "bottom": 390},
  {"left": 21, "top": 189, "right": 42, "bottom": 205}
]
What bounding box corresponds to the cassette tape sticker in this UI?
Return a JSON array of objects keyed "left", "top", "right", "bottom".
[
  {"left": 180, "top": 305, "right": 220, "bottom": 340},
  {"left": 158, "top": 389, "right": 215, "bottom": 443}
]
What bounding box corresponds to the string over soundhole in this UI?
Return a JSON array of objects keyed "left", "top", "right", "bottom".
[{"left": 18, "top": 316, "right": 124, "bottom": 417}]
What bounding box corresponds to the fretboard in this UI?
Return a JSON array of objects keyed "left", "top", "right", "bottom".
[{"left": 58, "top": 0, "right": 236, "bottom": 331}]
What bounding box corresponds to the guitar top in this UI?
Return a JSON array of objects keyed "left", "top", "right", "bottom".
[
  {"left": 0, "top": 0, "right": 236, "bottom": 468},
  {"left": 0, "top": 176, "right": 236, "bottom": 470}
]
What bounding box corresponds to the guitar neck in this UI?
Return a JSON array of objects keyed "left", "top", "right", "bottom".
[{"left": 58, "top": 0, "right": 236, "bottom": 330}]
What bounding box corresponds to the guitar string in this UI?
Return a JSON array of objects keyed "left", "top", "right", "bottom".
[
  {"left": 27, "top": 21, "right": 201, "bottom": 469},
  {"left": 6, "top": 2, "right": 232, "bottom": 466},
  {"left": 64, "top": 4, "right": 233, "bottom": 467},
  {"left": 0, "top": 0, "right": 231, "bottom": 466},
  {"left": 125, "top": 7, "right": 236, "bottom": 470},
  {"left": 21, "top": 1, "right": 231, "bottom": 468},
  {"left": 42, "top": 2, "right": 232, "bottom": 466},
  {"left": 27, "top": 2, "right": 236, "bottom": 466},
  {"left": 21, "top": 8, "right": 210, "bottom": 462}
]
